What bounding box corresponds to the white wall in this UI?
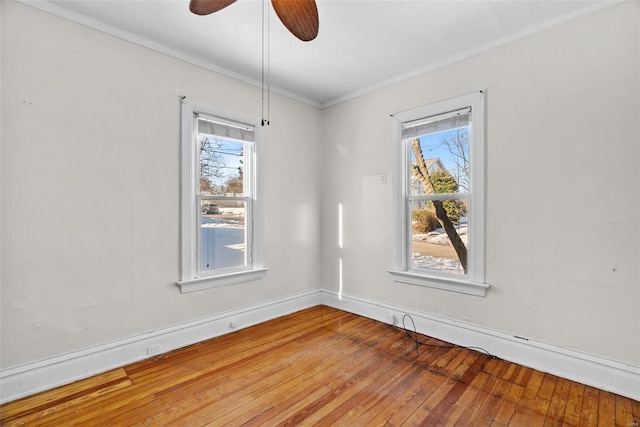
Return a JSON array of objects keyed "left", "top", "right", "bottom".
[
  {"left": 0, "top": 1, "right": 322, "bottom": 368},
  {"left": 1, "top": 0, "right": 639, "bottom": 382},
  {"left": 322, "top": 1, "right": 640, "bottom": 367}
]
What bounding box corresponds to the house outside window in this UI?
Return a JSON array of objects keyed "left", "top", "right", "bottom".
[
  {"left": 177, "top": 99, "right": 266, "bottom": 293},
  {"left": 389, "top": 91, "right": 488, "bottom": 296}
]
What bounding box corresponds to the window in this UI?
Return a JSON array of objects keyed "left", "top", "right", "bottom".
[
  {"left": 389, "top": 92, "right": 489, "bottom": 296},
  {"left": 177, "top": 99, "right": 266, "bottom": 293}
]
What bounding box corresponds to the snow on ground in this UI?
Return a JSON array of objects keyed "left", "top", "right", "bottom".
[
  {"left": 201, "top": 217, "right": 244, "bottom": 228},
  {"left": 412, "top": 254, "right": 464, "bottom": 274},
  {"left": 412, "top": 226, "right": 467, "bottom": 273}
]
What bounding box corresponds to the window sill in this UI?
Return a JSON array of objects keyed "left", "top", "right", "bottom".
[
  {"left": 177, "top": 267, "right": 268, "bottom": 293},
  {"left": 387, "top": 269, "right": 489, "bottom": 297}
]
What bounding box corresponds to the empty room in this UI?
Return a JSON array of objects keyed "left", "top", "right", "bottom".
[{"left": 1, "top": 0, "right": 639, "bottom": 425}]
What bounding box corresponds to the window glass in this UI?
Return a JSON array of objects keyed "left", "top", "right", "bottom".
[
  {"left": 199, "top": 134, "right": 247, "bottom": 197},
  {"left": 200, "top": 200, "right": 247, "bottom": 272}
]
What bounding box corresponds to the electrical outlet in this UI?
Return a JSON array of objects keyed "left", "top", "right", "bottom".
[
  {"left": 391, "top": 314, "right": 398, "bottom": 326},
  {"left": 380, "top": 173, "right": 387, "bottom": 184}
]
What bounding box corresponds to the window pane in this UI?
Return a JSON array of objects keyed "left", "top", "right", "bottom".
[
  {"left": 199, "top": 137, "right": 246, "bottom": 196},
  {"left": 410, "top": 201, "right": 468, "bottom": 275},
  {"left": 408, "top": 127, "right": 469, "bottom": 196},
  {"left": 200, "top": 201, "right": 247, "bottom": 272}
]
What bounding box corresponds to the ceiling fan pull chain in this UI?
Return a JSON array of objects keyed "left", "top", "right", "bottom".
[
  {"left": 261, "top": 0, "right": 270, "bottom": 127},
  {"left": 267, "top": 0, "right": 271, "bottom": 126},
  {"left": 261, "top": 0, "right": 265, "bottom": 126}
]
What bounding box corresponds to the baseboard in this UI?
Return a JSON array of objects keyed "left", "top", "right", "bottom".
[
  {"left": 0, "top": 289, "right": 322, "bottom": 404},
  {"left": 3, "top": 289, "right": 638, "bottom": 404},
  {"left": 320, "top": 289, "right": 640, "bottom": 401}
]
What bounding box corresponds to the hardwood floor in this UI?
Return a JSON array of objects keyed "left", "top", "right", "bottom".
[{"left": 1, "top": 306, "right": 638, "bottom": 426}]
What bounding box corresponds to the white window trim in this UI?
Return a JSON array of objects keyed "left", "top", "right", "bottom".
[
  {"left": 177, "top": 98, "right": 267, "bottom": 293},
  {"left": 388, "top": 91, "right": 489, "bottom": 297}
]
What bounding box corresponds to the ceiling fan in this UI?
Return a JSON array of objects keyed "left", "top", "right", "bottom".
[{"left": 189, "top": 0, "right": 319, "bottom": 42}]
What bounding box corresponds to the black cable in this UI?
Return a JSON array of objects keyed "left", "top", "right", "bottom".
[{"left": 401, "top": 313, "right": 495, "bottom": 359}]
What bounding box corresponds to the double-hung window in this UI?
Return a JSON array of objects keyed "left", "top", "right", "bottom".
[
  {"left": 177, "top": 99, "right": 266, "bottom": 293},
  {"left": 389, "top": 91, "right": 488, "bottom": 296}
]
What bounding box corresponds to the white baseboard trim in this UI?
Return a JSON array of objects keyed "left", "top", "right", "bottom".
[
  {"left": 320, "top": 289, "right": 640, "bottom": 401},
  {"left": 3, "top": 289, "right": 638, "bottom": 404},
  {"left": 0, "top": 289, "right": 322, "bottom": 404}
]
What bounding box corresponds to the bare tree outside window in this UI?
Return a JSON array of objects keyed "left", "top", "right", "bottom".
[
  {"left": 199, "top": 137, "right": 245, "bottom": 196},
  {"left": 199, "top": 136, "right": 226, "bottom": 195},
  {"left": 444, "top": 130, "right": 469, "bottom": 193}
]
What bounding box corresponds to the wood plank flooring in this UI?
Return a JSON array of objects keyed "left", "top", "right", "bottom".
[{"left": 1, "top": 306, "right": 638, "bottom": 426}]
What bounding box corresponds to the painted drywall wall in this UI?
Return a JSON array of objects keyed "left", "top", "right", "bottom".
[
  {"left": 0, "top": 1, "right": 322, "bottom": 368},
  {"left": 2, "top": 0, "right": 639, "bottom": 378},
  {"left": 322, "top": 1, "right": 640, "bottom": 367}
]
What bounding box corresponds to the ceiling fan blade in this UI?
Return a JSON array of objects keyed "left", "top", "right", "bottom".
[
  {"left": 189, "top": 0, "right": 237, "bottom": 16},
  {"left": 271, "top": 0, "right": 319, "bottom": 42}
]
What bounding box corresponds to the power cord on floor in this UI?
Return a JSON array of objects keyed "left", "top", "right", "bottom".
[{"left": 401, "top": 313, "right": 495, "bottom": 359}]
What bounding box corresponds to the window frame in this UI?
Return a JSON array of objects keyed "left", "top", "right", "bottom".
[
  {"left": 177, "top": 99, "right": 267, "bottom": 293},
  {"left": 389, "top": 91, "right": 489, "bottom": 296}
]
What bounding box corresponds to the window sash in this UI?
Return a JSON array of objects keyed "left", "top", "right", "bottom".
[
  {"left": 197, "top": 195, "right": 252, "bottom": 276},
  {"left": 195, "top": 117, "right": 253, "bottom": 277}
]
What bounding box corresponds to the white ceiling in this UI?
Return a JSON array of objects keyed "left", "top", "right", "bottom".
[{"left": 23, "top": 0, "right": 619, "bottom": 108}]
